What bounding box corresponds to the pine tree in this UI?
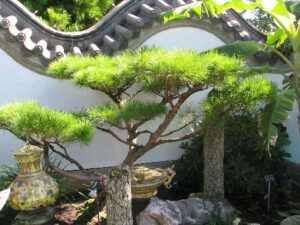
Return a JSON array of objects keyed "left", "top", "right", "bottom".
[{"left": 0, "top": 48, "right": 275, "bottom": 224}]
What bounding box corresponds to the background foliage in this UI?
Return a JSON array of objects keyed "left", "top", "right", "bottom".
[
  {"left": 176, "top": 112, "right": 291, "bottom": 199},
  {"left": 19, "top": 0, "right": 118, "bottom": 31}
]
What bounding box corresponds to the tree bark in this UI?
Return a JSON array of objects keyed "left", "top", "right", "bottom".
[
  {"left": 203, "top": 119, "right": 225, "bottom": 200},
  {"left": 106, "top": 165, "right": 133, "bottom": 225}
]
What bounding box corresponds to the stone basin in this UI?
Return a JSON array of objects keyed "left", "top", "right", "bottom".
[{"left": 131, "top": 166, "right": 175, "bottom": 199}]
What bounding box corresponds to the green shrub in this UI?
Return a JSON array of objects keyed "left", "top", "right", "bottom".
[
  {"left": 176, "top": 112, "right": 291, "bottom": 199},
  {"left": 0, "top": 166, "right": 18, "bottom": 191},
  {"left": 19, "top": 0, "right": 116, "bottom": 31}
]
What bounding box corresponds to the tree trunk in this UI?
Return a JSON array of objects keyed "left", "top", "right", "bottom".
[
  {"left": 203, "top": 119, "right": 225, "bottom": 200},
  {"left": 106, "top": 165, "right": 133, "bottom": 225}
]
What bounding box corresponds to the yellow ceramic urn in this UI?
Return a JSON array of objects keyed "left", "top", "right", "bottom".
[{"left": 8, "top": 145, "right": 59, "bottom": 211}]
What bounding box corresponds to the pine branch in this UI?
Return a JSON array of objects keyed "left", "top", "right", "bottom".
[
  {"left": 0, "top": 125, "right": 28, "bottom": 143},
  {"left": 47, "top": 142, "right": 87, "bottom": 172},
  {"left": 148, "top": 87, "right": 200, "bottom": 142},
  {"left": 96, "top": 126, "right": 140, "bottom": 148},
  {"left": 157, "top": 129, "right": 203, "bottom": 144},
  {"left": 160, "top": 118, "right": 198, "bottom": 138},
  {"left": 43, "top": 144, "right": 106, "bottom": 182},
  {"left": 135, "top": 130, "right": 153, "bottom": 136}
]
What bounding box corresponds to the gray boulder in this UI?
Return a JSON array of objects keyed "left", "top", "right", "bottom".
[{"left": 136, "top": 196, "right": 236, "bottom": 225}]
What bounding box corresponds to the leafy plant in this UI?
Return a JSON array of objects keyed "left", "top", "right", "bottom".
[
  {"left": 224, "top": 114, "right": 292, "bottom": 199},
  {"left": 176, "top": 137, "right": 204, "bottom": 190},
  {"left": 0, "top": 166, "right": 17, "bottom": 191},
  {"left": 278, "top": 202, "right": 300, "bottom": 219},
  {"left": 19, "top": 0, "right": 116, "bottom": 31},
  {"left": 242, "top": 8, "right": 276, "bottom": 33}
]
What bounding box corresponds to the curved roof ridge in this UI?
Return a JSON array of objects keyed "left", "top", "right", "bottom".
[{"left": 0, "top": 0, "right": 266, "bottom": 73}]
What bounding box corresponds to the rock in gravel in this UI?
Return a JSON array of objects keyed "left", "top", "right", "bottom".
[{"left": 136, "top": 196, "right": 236, "bottom": 225}]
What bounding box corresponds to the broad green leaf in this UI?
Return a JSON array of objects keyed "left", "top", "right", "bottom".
[
  {"left": 161, "top": 2, "right": 198, "bottom": 23},
  {"left": 259, "top": 89, "right": 296, "bottom": 146},
  {"left": 257, "top": 0, "right": 296, "bottom": 38},
  {"left": 221, "top": 0, "right": 257, "bottom": 12},
  {"left": 192, "top": 4, "right": 203, "bottom": 17},
  {"left": 211, "top": 40, "right": 266, "bottom": 58},
  {"left": 161, "top": 0, "right": 258, "bottom": 23},
  {"left": 267, "top": 28, "right": 288, "bottom": 47}
]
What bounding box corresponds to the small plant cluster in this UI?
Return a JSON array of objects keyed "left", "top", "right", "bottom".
[
  {"left": 19, "top": 0, "right": 116, "bottom": 31},
  {"left": 176, "top": 112, "right": 291, "bottom": 199}
]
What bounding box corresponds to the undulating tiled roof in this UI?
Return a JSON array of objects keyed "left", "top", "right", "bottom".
[{"left": 0, "top": 0, "right": 266, "bottom": 73}]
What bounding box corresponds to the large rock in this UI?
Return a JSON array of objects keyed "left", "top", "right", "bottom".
[{"left": 136, "top": 196, "right": 235, "bottom": 225}]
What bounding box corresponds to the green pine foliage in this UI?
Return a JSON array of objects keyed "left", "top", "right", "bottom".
[
  {"left": 88, "top": 101, "right": 167, "bottom": 125},
  {"left": 203, "top": 76, "right": 275, "bottom": 122},
  {"left": 0, "top": 102, "right": 95, "bottom": 144},
  {"left": 48, "top": 49, "right": 247, "bottom": 94},
  {"left": 48, "top": 48, "right": 275, "bottom": 129},
  {"left": 134, "top": 49, "right": 245, "bottom": 92},
  {"left": 19, "top": 0, "right": 115, "bottom": 31},
  {"left": 48, "top": 53, "right": 137, "bottom": 94}
]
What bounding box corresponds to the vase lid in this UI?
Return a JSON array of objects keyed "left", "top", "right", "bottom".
[{"left": 14, "top": 145, "right": 43, "bottom": 156}]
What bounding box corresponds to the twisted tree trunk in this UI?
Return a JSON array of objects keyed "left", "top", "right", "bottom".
[
  {"left": 106, "top": 165, "right": 133, "bottom": 225},
  {"left": 203, "top": 119, "right": 225, "bottom": 200}
]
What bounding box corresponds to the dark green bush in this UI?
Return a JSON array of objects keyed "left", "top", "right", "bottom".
[
  {"left": 176, "top": 112, "right": 291, "bottom": 199},
  {"left": 19, "top": 0, "right": 117, "bottom": 31}
]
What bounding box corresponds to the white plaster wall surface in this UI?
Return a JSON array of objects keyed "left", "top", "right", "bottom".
[{"left": 0, "top": 27, "right": 298, "bottom": 168}]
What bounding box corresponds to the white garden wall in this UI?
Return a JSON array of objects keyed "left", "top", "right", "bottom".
[{"left": 0, "top": 27, "right": 299, "bottom": 169}]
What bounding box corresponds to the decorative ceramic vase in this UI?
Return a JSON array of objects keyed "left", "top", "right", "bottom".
[
  {"left": 8, "top": 145, "right": 59, "bottom": 211},
  {"left": 131, "top": 166, "right": 176, "bottom": 199}
]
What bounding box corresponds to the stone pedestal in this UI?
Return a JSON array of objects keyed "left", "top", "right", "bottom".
[{"left": 12, "top": 207, "right": 55, "bottom": 225}]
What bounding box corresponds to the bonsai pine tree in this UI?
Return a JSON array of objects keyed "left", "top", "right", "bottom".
[{"left": 0, "top": 48, "right": 274, "bottom": 224}]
